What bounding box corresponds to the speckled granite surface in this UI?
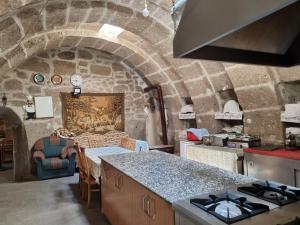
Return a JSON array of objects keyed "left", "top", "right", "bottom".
[{"left": 100, "top": 151, "right": 256, "bottom": 203}]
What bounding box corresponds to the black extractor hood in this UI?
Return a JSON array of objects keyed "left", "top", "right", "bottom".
[{"left": 173, "top": 0, "right": 300, "bottom": 67}]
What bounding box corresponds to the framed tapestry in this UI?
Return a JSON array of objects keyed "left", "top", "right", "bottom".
[{"left": 60, "top": 93, "right": 125, "bottom": 134}]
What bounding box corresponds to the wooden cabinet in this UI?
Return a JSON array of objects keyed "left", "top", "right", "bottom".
[{"left": 101, "top": 161, "right": 174, "bottom": 225}]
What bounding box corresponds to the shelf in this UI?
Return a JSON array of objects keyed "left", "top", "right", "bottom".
[
  {"left": 214, "top": 112, "right": 243, "bottom": 120},
  {"left": 281, "top": 113, "right": 300, "bottom": 124},
  {"left": 179, "top": 112, "right": 196, "bottom": 120}
]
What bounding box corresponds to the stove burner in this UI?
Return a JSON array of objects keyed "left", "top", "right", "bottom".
[
  {"left": 190, "top": 193, "right": 269, "bottom": 224},
  {"left": 238, "top": 181, "right": 300, "bottom": 206},
  {"left": 263, "top": 191, "right": 286, "bottom": 201},
  {"left": 214, "top": 201, "right": 243, "bottom": 218}
]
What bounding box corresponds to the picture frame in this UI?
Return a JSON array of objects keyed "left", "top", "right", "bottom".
[
  {"left": 60, "top": 93, "right": 125, "bottom": 134},
  {"left": 34, "top": 96, "right": 54, "bottom": 118}
]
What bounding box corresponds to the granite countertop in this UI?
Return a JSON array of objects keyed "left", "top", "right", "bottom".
[{"left": 100, "top": 151, "right": 255, "bottom": 203}]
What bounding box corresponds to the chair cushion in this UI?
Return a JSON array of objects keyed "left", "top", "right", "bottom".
[
  {"left": 120, "top": 137, "right": 136, "bottom": 151},
  {"left": 43, "top": 136, "right": 67, "bottom": 158},
  {"left": 60, "top": 146, "right": 68, "bottom": 159},
  {"left": 42, "top": 157, "right": 69, "bottom": 170}
]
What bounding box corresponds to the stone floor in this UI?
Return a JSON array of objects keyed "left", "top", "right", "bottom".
[
  {"left": 0, "top": 162, "right": 14, "bottom": 183},
  {"left": 0, "top": 174, "right": 110, "bottom": 225}
]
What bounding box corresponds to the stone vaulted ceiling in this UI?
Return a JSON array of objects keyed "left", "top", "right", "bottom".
[{"left": 1, "top": 0, "right": 300, "bottom": 144}]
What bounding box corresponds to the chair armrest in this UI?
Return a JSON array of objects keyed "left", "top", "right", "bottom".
[
  {"left": 67, "top": 147, "right": 77, "bottom": 158},
  {"left": 33, "top": 151, "right": 45, "bottom": 162}
]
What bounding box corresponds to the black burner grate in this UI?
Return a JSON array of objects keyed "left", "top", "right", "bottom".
[
  {"left": 190, "top": 193, "right": 269, "bottom": 224},
  {"left": 238, "top": 181, "right": 300, "bottom": 206}
]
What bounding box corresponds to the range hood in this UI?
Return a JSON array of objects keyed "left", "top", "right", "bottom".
[{"left": 173, "top": 0, "right": 300, "bottom": 67}]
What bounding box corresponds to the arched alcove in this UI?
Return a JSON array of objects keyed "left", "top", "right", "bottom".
[{"left": 0, "top": 107, "right": 29, "bottom": 181}]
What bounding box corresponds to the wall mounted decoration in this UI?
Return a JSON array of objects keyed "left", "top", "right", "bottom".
[
  {"left": 33, "top": 73, "right": 45, "bottom": 85},
  {"left": 61, "top": 93, "right": 124, "bottom": 134},
  {"left": 34, "top": 96, "right": 54, "bottom": 118},
  {"left": 72, "top": 87, "right": 81, "bottom": 98},
  {"left": 51, "top": 74, "right": 63, "bottom": 85},
  {"left": 23, "top": 95, "right": 36, "bottom": 120},
  {"left": 70, "top": 74, "right": 82, "bottom": 87}
]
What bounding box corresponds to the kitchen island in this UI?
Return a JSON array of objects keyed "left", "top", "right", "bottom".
[{"left": 100, "top": 151, "right": 255, "bottom": 225}]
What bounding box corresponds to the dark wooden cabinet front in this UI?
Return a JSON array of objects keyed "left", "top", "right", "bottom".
[{"left": 101, "top": 161, "right": 174, "bottom": 225}]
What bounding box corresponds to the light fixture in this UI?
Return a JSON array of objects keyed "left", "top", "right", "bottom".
[{"left": 142, "top": 0, "right": 150, "bottom": 17}]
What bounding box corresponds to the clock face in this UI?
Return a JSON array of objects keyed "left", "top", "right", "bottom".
[{"left": 70, "top": 74, "right": 82, "bottom": 87}]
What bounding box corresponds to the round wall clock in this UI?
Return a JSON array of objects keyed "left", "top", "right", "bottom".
[
  {"left": 33, "top": 73, "right": 45, "bottom": 85},
  {"left": 70, "top": 74, "right": 82, "bottom": 87},
  {"left": 51, "top": 74, "right": 63, "bottom": 85}
]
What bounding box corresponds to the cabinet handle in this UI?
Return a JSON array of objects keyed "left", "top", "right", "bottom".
[
  {"left": 147, "top": 198, "right": 151, "bottom": 217},
  {"left": 118, "top": 175, "right": 123, "bottom": 189},
  {"left": 142, "top": 196, "right": 148, "bottom": 215},
  {"left": 149, "top": 198, "right": 156, "bottom": 218},
  {"left": 114, "top": 175, "right": 119, "bottom": 189}
]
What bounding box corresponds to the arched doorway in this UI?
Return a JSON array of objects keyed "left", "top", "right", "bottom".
[{"left": 0, "top": 107, "right": 29, "bottom": 181}]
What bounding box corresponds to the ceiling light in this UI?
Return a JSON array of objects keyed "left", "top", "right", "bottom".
[
  {"left": 98, "top": 24, "right": 124, "bottom": 38},
  {"left": 143, "top": 0, "right": 150, "bottom": 17}
]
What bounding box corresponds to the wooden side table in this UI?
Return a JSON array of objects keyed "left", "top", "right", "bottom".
[{"left": 149, "top": 145, "right": 175, "bottom": 154}]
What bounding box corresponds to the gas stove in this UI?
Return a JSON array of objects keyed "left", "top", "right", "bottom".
[
  {"left": 190, "top": 192, "right": 269, "bottom": 224},
  {"left": 173, "top": 181, "right": 300, "bottom": 225},
  {"left": 238, "top": 181, "right": 300, "bottom": 206}
]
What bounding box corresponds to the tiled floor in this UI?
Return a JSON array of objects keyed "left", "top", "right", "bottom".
[{"left": 0, "top": 174, "right": 110, "bottom": 225}]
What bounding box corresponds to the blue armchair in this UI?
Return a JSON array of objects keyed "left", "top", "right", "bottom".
[{"left": 33, "top": 136, "right": 76, "bottom": 180}]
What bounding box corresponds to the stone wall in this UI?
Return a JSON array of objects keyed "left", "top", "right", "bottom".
[
  {"left": 1, "top": 47, "right": 149, "bottom": 150},
  {"left": 0, "top": 0, "right": 300, "bottom": 147}
]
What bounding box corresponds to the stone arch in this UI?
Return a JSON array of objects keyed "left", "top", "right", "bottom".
[
  {"left": 1, "top": 0, "right": 295, "bottom": 146},
  {"left": 0, "top": 106, "right": 29, "bottom": 181}
]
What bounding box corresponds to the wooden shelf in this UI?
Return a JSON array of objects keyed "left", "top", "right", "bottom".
[{"left": 214, "top": 112, "right": 243, "bottom": 120}]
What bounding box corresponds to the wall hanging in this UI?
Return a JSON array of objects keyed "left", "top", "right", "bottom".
[{"left": 61, "top": 93, "right": 124, "bottom": 134}]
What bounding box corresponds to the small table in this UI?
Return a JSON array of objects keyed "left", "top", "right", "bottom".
[
  {"left": 149, "top": 145, "right": 175, "bottom": 154},
  {"left": 85, "top": 146, "right": 131, "bottom": 181}
]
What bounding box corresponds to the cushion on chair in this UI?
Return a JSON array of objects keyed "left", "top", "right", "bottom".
[
  {"left": 74, "top": 136, "right": 90, "bottom": 148},
  {"left": 88, "top": 135, "right": 104, "bottom": 148},
  {"left": 43, "top": 137, "right": 67, "bottom": 158},
  {"left": 60, "top": 146, "right": 69, "bottom": 159},
  {"left": 103, "top": 131, "right": 128, "bottom": 146},
  {"left": 120, "top": 137, "right": 136, "bottom": 151},
  {"left": 42, "top": 157, "right": 69, "bottom": 170}
]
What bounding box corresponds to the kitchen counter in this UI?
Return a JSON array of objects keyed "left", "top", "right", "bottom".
[
  {"left": 100, "top": 151, "right": 255, "bottom": 203},
  {"left": 244, "top": 148, "right": 300, "bottom": 160}
]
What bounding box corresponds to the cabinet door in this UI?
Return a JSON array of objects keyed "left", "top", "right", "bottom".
[
  {"left": 114, "top": 172, "right": 134, "bottom": 225},
  {"left": 148, "top": 193, "right": 174, "bottom": 225},
  {"left": 101, "top": 162, "right": 119, "bottom": 225},
  {"left": 131, "top": 181, "right": 174, "bottom": 225},
  {"left": 132, "top": 182, "right": 150, "bottom": 225}
]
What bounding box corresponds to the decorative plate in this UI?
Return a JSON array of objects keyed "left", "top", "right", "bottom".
[
  {"left": 51, "top": 74, "right": 63, "bottom": 85},
  {"left": 33, "top": 73, "right": 45, "bottom": 85}
]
